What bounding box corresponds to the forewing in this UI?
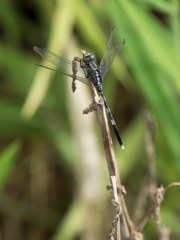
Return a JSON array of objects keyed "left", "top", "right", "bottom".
[
  {"left": 99, "top": 27, "right": 115, "bottom": 73},
  {"left": 100, "top": 28, "right": 126, "bottom": 80},
  {"left": 33, "top": 46, "right": 91, "bottom": 86}
]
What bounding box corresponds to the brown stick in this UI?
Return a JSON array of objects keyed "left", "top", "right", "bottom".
[{"left": 90, "top": 84, "right": 133, "bottom": 239}]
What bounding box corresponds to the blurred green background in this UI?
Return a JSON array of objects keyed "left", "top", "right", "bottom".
[{"left": 0, "top": 0, "right": 180, "bottom": 239}]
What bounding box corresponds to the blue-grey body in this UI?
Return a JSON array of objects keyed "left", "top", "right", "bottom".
[
  {"left": 80, "top": 52, "right": 124, "bottom": 149},
  {"left": 33, "top": 27, "right": 125, "bottom": 149}
]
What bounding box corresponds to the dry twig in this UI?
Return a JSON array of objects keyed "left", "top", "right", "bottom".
[
  {"left": 137, "top": 182, "right": 180, "bottom": 239},
  {"left": 144, "top": 111, "right": 157, "bottom": 199},
  {"left": 83, "top": 101, "right": 97, "bottom": 114},
  {"left": 108, "top": 198, "right": 121, "bottom": 240},
  {"left": 84, "top": 84, "right": 134, "bottom": 240},
  {"left": 132, "top": 111, "right": 157, "bottom": 224},
  {"left": 83, "top": 92, "right": 180, "bottom": 240}
]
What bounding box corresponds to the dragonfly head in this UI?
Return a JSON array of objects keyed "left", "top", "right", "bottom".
[{"left": 82, "top": 53, "right": 95, "bottom": 63}]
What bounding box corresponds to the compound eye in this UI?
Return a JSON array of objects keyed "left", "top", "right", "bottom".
[
  {"left": 90, "top": 54, "right": 95, "bottom": 61},
  {"left": 83, "top": 56, "right": 89, "bottom": 63}
]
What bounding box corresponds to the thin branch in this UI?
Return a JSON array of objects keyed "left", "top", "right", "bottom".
[
  {"left": 132, "top": 111, "right": 156, "bottom": 225},
  {"left": 132, "top": 182, "right": 148, "bottom": 224},
  {"left": 88, "top": 84, "right": 133, "bottom": 239},
  {"left": 84, "top": 89, "right": 180, "bottom": 240},
  {"left": 83, "top": 101, "right": 97, "bottom": 114},
  {"left": 108, "top": 176, "right": 122, "bottom": 240},
  {"left": 144, "top": 111, "right": 157, "bottom": 199},
  {"left": 164, "top": 182, "right": 180, "bottom": 192},
  {"left": 137, "top": 182, "right": 180, "bottom": 232},
  {"left": 142, "top": 111, "right": 179, "bottom": 240}
]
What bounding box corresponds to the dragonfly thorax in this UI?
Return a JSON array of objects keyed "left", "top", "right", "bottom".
[{"left": 86, "top": 62, "right": 103, "bottom": 93}]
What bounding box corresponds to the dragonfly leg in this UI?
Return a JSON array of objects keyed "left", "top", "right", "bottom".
[{"left": 79, "top": 62, "right": 89, "bottom": 79}]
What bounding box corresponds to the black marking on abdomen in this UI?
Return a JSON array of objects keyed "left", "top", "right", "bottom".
[{"left": 100, "top": 92, "right": 124, "bottom": 149}]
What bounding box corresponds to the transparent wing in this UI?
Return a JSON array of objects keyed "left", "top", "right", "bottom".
[
  {"left": 33, "top": 46, "right": 91, "bottom": 86},
  {"left": 100, "top": 27, "right": 126, "bottom": 80}
]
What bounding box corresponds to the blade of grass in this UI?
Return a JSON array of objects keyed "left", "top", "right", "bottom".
[
  {"left": 107, "top": 0, "right": 180, "bottom": 163},
  {"left": 51, "top": 198, "right": 87, "bottom": 240},
  {"left": 0, "top": 140, "right": 21, "bottom": 192},
  {"left": 21, "top": 0, "right": 76, "bottom": 120}
]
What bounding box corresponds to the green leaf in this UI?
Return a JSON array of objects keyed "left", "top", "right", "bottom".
[
  {"left": 0, "top": 140, "right": 21, "bottom": 191},
  {"left": 107, "top": 0, "right": 180, "bottom": 164},
  {"left": 51, "top": 198, "right": 87, "bottom": 240},
  {"left": 139, "top": 0, "right": 176, "bottom": 14}
]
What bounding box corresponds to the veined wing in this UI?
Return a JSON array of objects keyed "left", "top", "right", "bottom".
[
  {"left": 100, "top": 27, "right": 126, "bottom": 80},
  {"left": 33, "top": 47, "right": 91, "bottom": 86}
]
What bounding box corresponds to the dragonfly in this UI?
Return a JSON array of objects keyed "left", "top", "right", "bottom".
[{"left": 33, "top": 27, "right": 126, "bottom": 149}]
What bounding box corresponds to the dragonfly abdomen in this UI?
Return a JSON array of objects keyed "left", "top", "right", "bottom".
[{"left": 100, "top": 92, "right": 124, "bottom": 149}]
